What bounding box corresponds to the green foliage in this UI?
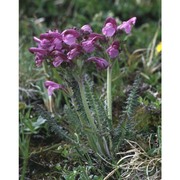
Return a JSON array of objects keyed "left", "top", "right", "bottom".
[
  {"left": 19, "top": 109, "right": 33, "bottom": 180},
  {"left": 34, "top": 76, "right": 113, "bottom": 161},
  {"left": 123, "top": 75, "right": 141, "bottom": 120},
  {"left": 19, "top": 107, "right": 47, "bottom": 137},
  {"left": 112, "top": 75, "right": 142, "bottom": 151},
  {"left": 19, "top": 0, "right": 161, "bottom": 179},
  {"left": 67, "top": 77, "right": 112, "bottom": 158},
  {"left": 19, "top": 134, "right": 30, "bottom": 180},
  {"left": 84, "top": 75, "right": 110, "bottom": 132},
  {"left": 70, "top": 79, "right": 90, "bottom": 126},
  {"left": 64, "top": 105, "right": 82, "bottom": 133},
  {"left": 59, "top": 165, "right": 103, "bottom": 180},
  {"left": 35, "top": 104, "right": 75, "bottom": 143}
]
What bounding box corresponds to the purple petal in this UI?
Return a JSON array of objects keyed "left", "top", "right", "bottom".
[
  {"left": 62, "top": 29, "right": 80, "bottom": 38},
  {"left": 53, "top": 58, "right": 64, "bottom": 67},
  {"left": 117, "top": 17, "right": 137, "bottom": 34},
  {"left": 29, "top": 47, "right": 47, "bottom": 54},
  {"left": 102, "top": 23, "right": 116, "bottom": 37},
  {"left": 87, "top": 57, "right": 109, "bottom": 70},
  {"left": 67, "top": 44, "right": 82, "bottom": 60},
  {"left": 52, "top": 53, "right": 67, "bottom": 67},
  {"left": 53, "top": 38, "right": 63, "bottom": 50},
  {"left": 81, "top": 24, "right": 93, "bottom": 33},
  {"left": 40, "top": 31, "right": 61, "bottom": 40},
  {"left": 82, "top": 39, "right": 95, "bottom": 53},
  {"left": 33, "top": 37, "right": 41, "bottom": 43},
  {"left": 44, "top": 80, "right": 65, "bottom": 96},
  {"left": 39, "top": 39, "right": 51, "bottom": 49},
  {"left": 104, "top": 17, "right": 117, "bottom": 28},
  {"left": 89, "top": 33, "right": 105, "bottom": 40},
  {"left": 35, "top": 55, "right": 44, "bottom": 67},
  {"left": 102, "top": 17, "right": 117, "bottom": 37},
  {"left": 106, "top": 47, "right": 119, "bottom": 58},
  {"left": 44, "top": 81, "right": 60, "bottom": 88},
  {"left": 47, "top": 86, "right": 57, "bottom": 96},
  {"left": 63, "top": 34, "right": 76, "bottom": 45},
  {"left": 67, "top": 49, "right": 80, "bottom": 60},
  {"left": 129, "top": 17, "right": 137, "bottom": 25},
  {"left": 62, "top": 29, "right": 80, "bottom": 45},
  {"left": 106, "top": 41, "right": 120, "bottom": 58}
]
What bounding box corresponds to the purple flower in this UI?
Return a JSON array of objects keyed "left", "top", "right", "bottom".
[
  {"left": 81, "top": 25, "right": 93, "bottom": 34},
  {"left": 44, "top": 81, "right": 65, "bottom": 96},
  {"left": 29, "top": 47, "right": 47, "bottom": 55},
  {"left": 39, "top": 30, "right": 63, "bottom": 51},
  {"left": 86, "top": 57, "right": 109, "bottom": 70},
  {"left": 117, "top": 17, "right": 137, "bottom": 34},
  {"left": 61, "top": 29, "right": 80, "bottom": 45},
  {"left": 51, "top": 51, "right": 68, "bottom": 67},
  {"left": 82, "top": 39, "right": 95, "bottom": 53},
  {"left": 29, "top": 30, "right": 63, "bottom": 67},
  {"left": 67, "top": 44, "right": 82, "bottom": 60},
  {"left": 39, "top": 39, "right": 53, "bottom": 50},
  {"left": 89, "top": 33, "right": 105, "bottom": 40},
  {"left": 29, "top": 47, "right": 47, "bottom": 66},
  {"left": 33, "top": 36, "right": 41, "bottom": 43},
  {"left": 39, "top": 30, "right": 62, "bottom": 40},
  {"left": 102, "top": 17, "right": 117, "bottom": 37},
  {"left": 106, "top": 41, "right": 120, "bottom": 58},
  {"left": 52, "top": 38, "right": 63, "bottom": 50},
  {"left": 82, "top": 33, "right": 105, "bottom": 53},
  {"left": 35, "top": 54, "right": 45, "bottom": 67},
  {"left": 53, "top": 57, "right": 64, "bottom": 67}
]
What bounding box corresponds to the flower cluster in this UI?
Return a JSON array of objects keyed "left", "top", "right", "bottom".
[{"left": 29, "top": 17, "right": 136, "bottom": 96}]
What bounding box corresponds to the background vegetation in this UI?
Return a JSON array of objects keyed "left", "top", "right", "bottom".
[{"left": 19, "top": 0, "right": 161, "bottom": 179}]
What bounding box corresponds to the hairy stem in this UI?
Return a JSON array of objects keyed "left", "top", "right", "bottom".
[{"left": 107, "top": 66, "right": 112, "bottom": 122}]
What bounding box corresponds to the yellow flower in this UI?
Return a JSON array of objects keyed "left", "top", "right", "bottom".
[{"left": 156, "top": 42, "right": 162, "bottom": 55}]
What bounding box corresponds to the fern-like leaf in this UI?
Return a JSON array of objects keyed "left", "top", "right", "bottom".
[
  {"left": 113, "top": 75, "right": 141, "bottom": 151},
  {"left": 64, "top": 104, "right": 83, "bottom": 133},
  {"left": 84, "top": 74, "right": 110, "bottom": 135},
  {"left": 34, "top": 104, "right": 75, "bottom": 143},
  {"left": 123, "top": 75, "right": 141, "bottom": 120},
  {"left": 70, "top": 80, "right": 91, "bottom": 126}
]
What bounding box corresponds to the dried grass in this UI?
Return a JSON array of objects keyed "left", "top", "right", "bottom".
[{"left": 104, "top": 139, "right": 161, "bottom": 180}]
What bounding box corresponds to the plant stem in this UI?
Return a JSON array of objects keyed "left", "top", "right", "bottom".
[
  {"left": 78, "top": 80, "right": 96, "bottom": 130},
  {"left": 49, "top": 95, "right": 53, "bottom": 113},
  {"left": 107, "top": 66, "right": 112, "bottom": 122}
]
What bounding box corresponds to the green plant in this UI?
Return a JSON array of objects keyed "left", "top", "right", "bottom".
[
  {"left": 28, "top": 15, "right": 146, "bottom": 178},
  {"left": 19, "top": 131, "right": 30, "bottom": 180},
  {"left": 28, "top": 17, "right": 136, "bottom": 153},
  {"left": 19, "top": 109, "right": 32, "bottom": 180},
  {"left": 24, "top": 7, "right": 161, "bottom": 178},
  {"left": 60, "top": 165, "right": 103, "bottom": 180},
  {"left": 19, "top": 0, "right": 162, "bottom": 179}
]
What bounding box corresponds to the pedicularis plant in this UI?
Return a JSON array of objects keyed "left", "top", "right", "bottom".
[{"left": 29, "top": 17, "right": 137, "bottom": 163}]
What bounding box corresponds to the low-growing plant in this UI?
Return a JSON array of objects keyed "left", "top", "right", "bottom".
[{"left": 28, "top": 16, "right": 161, "bottom": 178}]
